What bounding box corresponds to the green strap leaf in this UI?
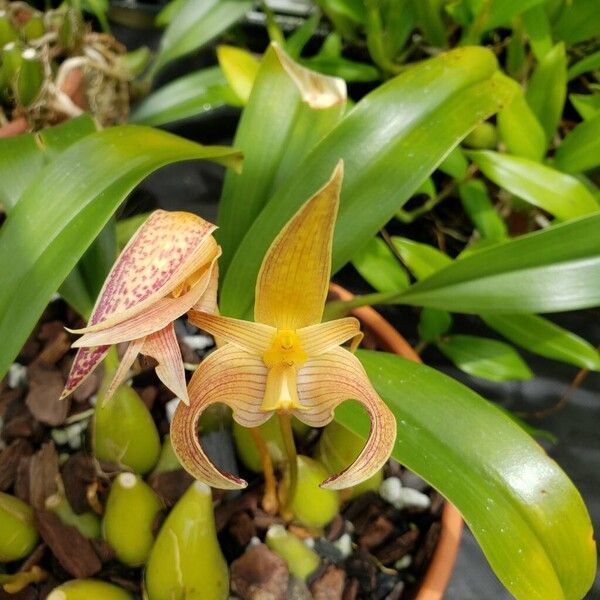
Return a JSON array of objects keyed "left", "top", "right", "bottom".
[
  {"left": 437, "top": 334, "right": 532, "bottom": 381},
  {"left": 0, "top": 126, "right": 241, "bottom": 379},
  {"left": 554, "top": 111, "right": 600, "bottom": 173},
  {"left": 482, "top": 313, "right": 600, "bottom": 371},
  {"left": 392, "top": 212, "right": 600, "bottom": 313},
  {"left": 458, "top": 179, "right": 508, "bottom": 241},
  {"left": 521, "top": 4, "right": 552, "bottom": 61},
  {"left": 496, "top": 76, "right": 546, "bottom": 161},
  {"left": 569, "top": 93, "right": 600, "bottom": 121},
  {"left": 221, "top": 47, "right": 515, "bottom": 318},
  {"left": 567, "top": 49, "right": 600, "bottom": 81},
  {"left": 150, "top": 0, "right": 252, "bottom": 78},
  {"left": 217, "top": 44, "right": 347, "bottom": 274},
  {"left": 467, "top": 150, "right": 598, "bottom": 220},
  {"left": 130, "top": 67, "right": 239, "bottom": 127},
  {"left": 525, "top": 42, "right": 567, "bottom": 145},
  {"left": 392, "top": 237, "right": 452, "bottom": 279},
  {"left": 351, "top": 237, "right": 410, "bottom": 293},
  {"left": 337, "top": 350, "right": 596, "bottom": 599},
  {"left": 0, "top": 115, "right": 97, "bottom": 212}
]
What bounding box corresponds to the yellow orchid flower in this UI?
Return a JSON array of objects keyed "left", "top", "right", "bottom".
[
  {"left": 171, "top": 162, "right": 396, "bottom": 490},
  {"left": 61, "top": 210, "right": 220, "bottom": 406}
]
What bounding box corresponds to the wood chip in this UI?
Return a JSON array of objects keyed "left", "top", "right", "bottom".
[
  {"left": 148, "top": 470, "right": 193, "bottom": 507},
  {"left": 25, "top": 365, "right": 69, "bottom": 426},
  {"left": 358, "top": 515, "right": 394, "bottom": 550},
  {"left": 1, "top": 398, "right": 44, "bottom": 443},
  {"left": 374, "top": 529, "right": 419, "bottom": 566},
  {"left": 413, "top": 522, "right": 441, "bottom": 572},
  {"left": 311, "top": 566, "right": 346, "bottom": 600},
  {"left": 35, "top": 510, "right": 101, "bottom": 578},
  {"left": 28, "top": 442, "right": 60, "bottom": 510},
  {"left": 228, "top": 510, "right": 256, "bottom": 547},
  {"left": 0, "top": 439, "right": 33, "bottom": 491},
  {"left": 231, "top": 544, "right": 289, "bottom": 600},
  {"left": 61, "top": 453, "right": 97, "bottom": 514}
]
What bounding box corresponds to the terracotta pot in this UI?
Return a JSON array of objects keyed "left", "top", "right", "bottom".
[{"left": 330, "top": 283, "right": 463, "bottom": 600}]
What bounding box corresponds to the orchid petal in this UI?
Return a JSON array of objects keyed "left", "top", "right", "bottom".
[
  {"left": 142, "top": 323, "right": 189, "bottom": 404},
  {"left": 188, "top": 311, "right": 274, "bottom": 354},
  {"left": 71, "top": 258, "right": 218, "bottom": 347},
  {"left": 101, "top": 337, "right": 145, "bottom": 407},
  {"left": 254, "top": 161, "right": 343, "bottom": 330},
  {"left": 295, "top": 346, "right": 396, "bottom": 489},
  {"left": 191, "top": 261, "right": 219, "bottom": 314},
  {"left": 171, "top": 344, "right": 270, "bottom": 489},
  {"left": 298, "top": 317, "right": 362, "bottom": 356},
  {"left": 70, "top": 236, "right": 219, "bottom": 334},
  {"left": 60, "top": 345, "right": 109, "bottom": 400}
]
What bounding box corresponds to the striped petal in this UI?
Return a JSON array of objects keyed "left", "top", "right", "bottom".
[
  {"left": 100, "top": 337, "right": 145, "bottom": 407},
  {"left": 60, "top": 345, "right": 109, "bottom": 400},
  {"left": 298, "top": 317, "right": 362, "bottom": 356},
  {"left": 170, "top": 344, "right": 270, "bottom": 489},
  {"left": 254, "top": 161, "right": 343, "bottom": 330},
  {"left": 188, "top": 311, "right": 274, "bottom": 354},
  {"left": 294, "top": 346, "right": 396, "bottom": 490},
  {"left": 71, "top": 257, "right": 219, "bottom": 347},
  {"left": 142, "top": 323, "right": 189, "bottom": 404},
  {"left": 76, "top": 213, "right": 218, "bottom": 332}
]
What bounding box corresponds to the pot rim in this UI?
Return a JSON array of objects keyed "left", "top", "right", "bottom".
[{"left": 329, "top": 283, "right": 464, "bottom": 600}]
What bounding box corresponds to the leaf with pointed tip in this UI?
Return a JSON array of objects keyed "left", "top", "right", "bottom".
[
  {"left": 392, "top": 212, "right": 600, "bottom": 313},
  {"left": 221, "top": 47, "right": 515, "bottom": 318},
  {"left": 554, "top": 111, "right": 600, "bottom": 173},
  {"left": 0, "top": 125, "right": 241, "bottom": 380},
  {"left": 467, "top": 150, "right": 598, "bottom": 220},
  {"left": 335, "top": 350, "right": 596, "bottom": 600}
]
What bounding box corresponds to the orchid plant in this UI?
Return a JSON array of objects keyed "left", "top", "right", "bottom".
[{"left": 0, "top": 17, "right": 597, "bottom": 599}]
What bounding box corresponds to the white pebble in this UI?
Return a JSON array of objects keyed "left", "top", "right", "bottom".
[
  {"left": 248, "top": 536, "right": 262, "bottom": 547},
  {"left": 380, "top": 477, "right": 431, "bottom": 510},
  {"left": 379, "top": 476, "right": 403, "bottom": 505},
  {"left": 333, "top": 533, "right": 352, "bottom": 558},
  {"left": 395, "top": 555, "right": 412, "bottom": 570},
  {"left": 7, "top": 363, "right": 27, "bottom": 388},
  {"left": 397, "top": 487, "right": 431, "bottom": 510},
  {"left": 182, "top": 334, "right": 214, "bottom": 351},
  {"left": 303, "top": 537, "right": 315, "bottom": 549},
  {"left": 165, "top": 397, "right": 181, "bottom": 423}
]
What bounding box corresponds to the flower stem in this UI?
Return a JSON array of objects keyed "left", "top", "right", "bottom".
[
  {"left": 278, "top": 413, "right": 297, "bottom": 515},
  {"left": 249, "top": 427, "right": 278, "bottom": 515}
]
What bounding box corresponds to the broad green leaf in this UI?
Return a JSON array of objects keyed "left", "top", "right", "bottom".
[
  {"left": 392, "top": 212, "right": 600, "bottom": 313},
  {"left": 129, "top": 67, "right": 238, "bottom": 127},
  {"left": 412, "top": 0, "right": 446, "bottom": 47},
  {"left": 521, "top": 4, "right": 552, "bottom": 60},
  {"left": 0, "top": 115, "right": 97, "bottom": 212},
  {"left": 221, "top": 47, "right": 515, "bottom": 317},
  {"left": 0, "top": 126, "right": 241, "bottom": 380},
  {"left": 285, "top": 14, "right": 320, "bottom": 59},
  {"left": 552, "top": 0, "right": 600, "bottom": 45},
  {"left": 351, "top": 237, "right": 410, "bottom": 293},
  {"left": 217, "top": 45, "right": 260, "bottom": 104},
  {"left": 554, "top": 112, "right": 600, "bottom": 173},
  {"left": 482, "top": 313, "right": 600, "bottom": 370},
  {"left": 340, "top": 350, "right": 596, "bottom": 599},
  {"left": 150, "top": 0, "right": 252, "bottom": 78},
  {"left": 569, "top": 93, "right": 600, "bottom": 121},
  {"left": 437, "top": 334, "right": 532, "bottom": 381},
  {"left": 459, "top": 179, "right": 507, "bottom": 240},
  {"left": 468, "top": 150, "right": 598, "bottom": 220},
  {"left": 217, "top": 44, "right": 347, "bottom": 273},
  {"left": 155, "top": 0, "right": 185, "bottom": 26},
  {"left": 438, "top": 146, "right": 469, "bottom": 179},
  {"left": 418, "top": 307, "right": 452, "bottom": 342},
  {"left": 525, "top": 42, "right": 567, "bottom": 144},
  {"left": 496, "top": 77, "right": 546, "bottom": 161},
  {"left": 392, "top": 237, "right": 452, "bottom": 279},
  {"left": 461, "top": 0, "right": 545, "bottom": 43},
  {"left": 567, "top": 49, "right": 600, "bottom": 81}
]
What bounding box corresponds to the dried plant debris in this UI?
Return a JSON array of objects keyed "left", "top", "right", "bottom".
[{"left": 0, "top": 300, "right": 442, "bottom": 599}]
